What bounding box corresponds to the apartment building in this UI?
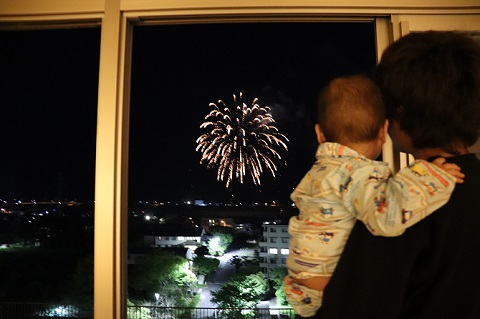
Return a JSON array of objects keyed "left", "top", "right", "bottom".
[
  {"left": 259, "top": 221, "right": 290, "bottom": 277},
  {"left": 144, "top": 226, "right": 206, "bottom": 250}
]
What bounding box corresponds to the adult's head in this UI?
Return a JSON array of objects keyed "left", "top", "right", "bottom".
[
  {"left": 374, "top": 31, "right": 480, "bottom": 156},
  {"left": 316, "top": 74, "right": 386, "bottom": 146}
]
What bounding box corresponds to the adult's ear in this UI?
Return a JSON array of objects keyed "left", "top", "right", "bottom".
[
  {"left": 378, "top": 119, "right": 389, "bottom": 144},
  {"left": 315, "top": 123, "right": 327, "bottom": 144}
]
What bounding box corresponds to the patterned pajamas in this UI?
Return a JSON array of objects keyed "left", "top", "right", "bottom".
[{"left": 285, "top": 142, "right": 455, "bottom": 317}]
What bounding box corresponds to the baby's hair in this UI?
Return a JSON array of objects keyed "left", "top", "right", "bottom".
[{"left": 317, "top": 75, "right": 385, "bottom": 145}]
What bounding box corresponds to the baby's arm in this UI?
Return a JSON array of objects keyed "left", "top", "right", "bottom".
[
  {"left": 283, "top": 275, "right": 326, "bottom": 317},
  {"left": 348, "top": 159, "right": 456, "bottom": 236}
]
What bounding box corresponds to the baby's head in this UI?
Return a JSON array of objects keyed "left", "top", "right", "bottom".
[{"left": 316, "top": 75, "right": 388, "bottom": 159}]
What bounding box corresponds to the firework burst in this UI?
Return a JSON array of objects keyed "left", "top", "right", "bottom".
[{"left": 195, "top": 92, "right": 289, "bottom": 188}]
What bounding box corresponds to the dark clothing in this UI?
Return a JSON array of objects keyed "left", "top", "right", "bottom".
[{"left": 316, "top": 153, "right": 480, "bottom": 319}]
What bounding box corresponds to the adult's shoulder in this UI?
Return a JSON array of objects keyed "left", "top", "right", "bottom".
[{"left": 442, "top": 153, "right": 480, "bottom": 165}]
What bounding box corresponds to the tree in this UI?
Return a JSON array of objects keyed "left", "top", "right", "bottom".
[
  {"left": 229, "top": 255, "right": 243, "bottom": 272},
  {"left": 192, "top": 255, "right": 220, "bottom": 278},
  {"left": 127, "top": 299, "right": 151, "bottom": 319},
  {"left": 210, "top": 272, "right": 268, "bottom": 317},
  {"left": 194, "top": 245, "right": 208, "bottom": 256},
  {"left": 154, "top": 283, "right": 198, "bottom": 308},
  {"left": 230, "top": 253, "right": 261, "bottom": 275},
  {"left": 68, "top": 253, "right": 94, "bottom": 304},
  {"left": 207, "top": 226, "right": 234, "bottom": 256},
  {"left": 269, "top": 267, "right": 289, "bottom": 306},
  {"left": 172, "top": 259, "right": 197, "bottom": 288},
  {"left": 128, "top": 250, "right": 197, "bottom": 306},
  {"left": 129, "top": 250, "right": 181, "bottom": 297}
]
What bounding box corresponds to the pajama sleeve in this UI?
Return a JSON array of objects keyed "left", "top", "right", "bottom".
[{"left": 343, "top": 159, "right": 455, "bottom": 236}]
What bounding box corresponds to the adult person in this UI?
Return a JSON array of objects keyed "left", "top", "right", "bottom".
[{"left": 315, "top": 31, "right": 480, "bottom": 319}]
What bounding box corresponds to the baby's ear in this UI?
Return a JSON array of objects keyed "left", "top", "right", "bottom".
[
  {"left": 378, "top": 119, "right": 389, "bottom": 144},
  {"left": 315, "top": 123, "right": 327, "bottom": 144}
]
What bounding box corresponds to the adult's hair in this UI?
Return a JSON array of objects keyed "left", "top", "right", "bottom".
[
  {"left": 317, "top": 74, "right": 385, "bottom": 145},
  {"left": 375, "top": 31, "right": 480, "bottom": 152}
]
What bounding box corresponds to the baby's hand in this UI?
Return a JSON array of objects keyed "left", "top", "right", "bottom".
[{"left": 432, "top": 157, "right": 465, "bottom": 184}]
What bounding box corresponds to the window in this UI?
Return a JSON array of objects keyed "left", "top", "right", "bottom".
[
  {"left": 129, "top": 22, "right": 375, "bottom": 205},
  {"left": 269, "top": 248, "right": 278, "bottom": 254},
  {"left": 127, "top": 21, "right": 376, "bottom": 311},
  {"left": 0, "top": 28, "right": 99, "bottom": 305}
]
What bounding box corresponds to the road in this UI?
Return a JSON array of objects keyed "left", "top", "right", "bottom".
[
  {"left": 195, "top": 249, "right": 289, "bottom": 318},
  {"left": 197, "top": 251, "right": 236, "bottom": 308}
]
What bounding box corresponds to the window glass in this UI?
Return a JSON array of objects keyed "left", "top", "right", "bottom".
[
  {"left": 128, "top": 22, "right": 375, "bottom": 308},
  {"left": 269, "top": 248, "right": 278, "bottom": 254},
  {"left": 130, "top": 23, "right": 375, "bottom": 204},
  {"left": 0, "top": 28, "right": 99, "bottom": 310}
]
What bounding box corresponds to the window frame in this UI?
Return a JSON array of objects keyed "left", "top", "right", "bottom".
[{"left": 1, "top": 2, "right": 480, "bottom": 319}]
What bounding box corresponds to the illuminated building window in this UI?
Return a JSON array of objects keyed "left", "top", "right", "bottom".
[{"left": 269, "top": 248, "right": 278, "bottom": 254}]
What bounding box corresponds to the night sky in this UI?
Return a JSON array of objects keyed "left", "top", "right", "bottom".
[
  {"left": 0, "top": 28, "right": 100, "bottom": 202},
  {"left": 0, "top": 22, "right": 376, "bottom": 204}
]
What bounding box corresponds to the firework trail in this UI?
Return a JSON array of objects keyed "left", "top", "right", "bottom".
[{"left": 195, "top": 93, "right": 289, "bottom": 188}]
